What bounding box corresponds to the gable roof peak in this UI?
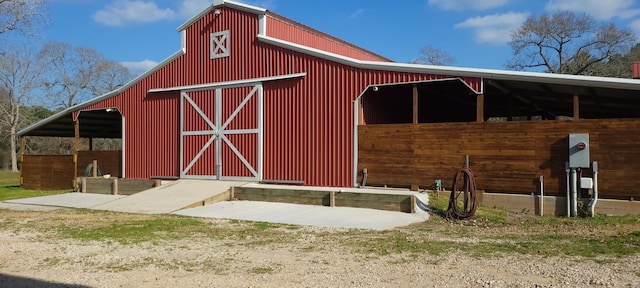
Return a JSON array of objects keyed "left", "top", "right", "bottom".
[{"left": 177, "top": 0, "right": 267, "bottom": 32}]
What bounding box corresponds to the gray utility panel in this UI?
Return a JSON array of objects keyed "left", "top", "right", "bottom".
[{"left": 569, "top": 133, "right": 590, "bottom": 168}]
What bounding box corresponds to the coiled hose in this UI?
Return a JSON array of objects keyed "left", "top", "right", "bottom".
[{"left": 446, "top": 168, "right": 478, "bottom": 220}]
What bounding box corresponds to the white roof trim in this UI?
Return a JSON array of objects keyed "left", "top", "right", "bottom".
[
  {"left": 148, "top": 72, "right": 306, "bottom": 93},
  {"left": 18, "top": 49, "right": 186, "bottom": 137},
  {"left": 177, "top": 0, "right": 266, "bottom": 32},
  {"left": 354, "top": 78, "right": 481, "bottom": 103},
  {"left": 258, "top": 35, "right": 640, "bottom": 91}
]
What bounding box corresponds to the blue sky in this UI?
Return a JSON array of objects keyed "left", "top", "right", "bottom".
[{"left": 14, "top": 0, "right": 640, "bottom": 74}]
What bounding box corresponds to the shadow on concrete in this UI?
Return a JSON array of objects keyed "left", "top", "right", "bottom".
[{"left": 0, "top": 273, "right": 91, "bottom": 288}]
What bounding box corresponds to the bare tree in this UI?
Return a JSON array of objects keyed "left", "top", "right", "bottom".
[
  {"left": 39, "top": 41, "right": 133, "bottom": 108},
  {"left": 411, "top": 45, "right": 455, "bottom": 66},
  {"left": 0, "top": 0, "right": 48, "bottom": 35},
  {"left": 90, "top": 60, "right": 133, "bottom": 96},
  {"left": 0, "top": 45, "right": 42, "bottom": 171},
  {"left": 506, "top": 11, "right": 636, "bottom": 75}
]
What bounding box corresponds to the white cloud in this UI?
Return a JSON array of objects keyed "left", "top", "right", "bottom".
[
  {"left": 631, "top": 19, "right": 640, "bottom": 34},
  {"left": 428, "top": 0, "right": 509, "bottom": 11},
  {"left": 93, "top": 0, "right": 279, "bottom": 26},
  {"left": 93, "top": 0, "right": 176, "bottom": 26},
  {"left": 121, "top": 59, "right": 159, "bottom": 74},
  {"left": 545, "top": 0, "right": 640, "bottom": 20},
  {"left": 455, "top": 12, "right": 529, "bottom": 44},
  {"left": 349, "top": 9, "right": 365, "bottom": 19}
]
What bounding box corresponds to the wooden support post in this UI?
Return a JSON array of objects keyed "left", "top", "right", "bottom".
[
  {"left": 413, "top": 85, "right": 419, "bottom": 124},
  {"left": 113, "top": 178, "right": 119, "bottom": 195},
  {"left": 357, "top": 98, "right": 364, "bottom": 125},
  {"left": 476, "top": 93, "right": 484, "bottom": 122},
  {"left": 73, "top": 119, "right": 80, "bottom": 190},
  {"left": 573, "top": 92, "right": 580, "bottom": 120},
  {"left": 92, "top": 159, "right": 98, "bottom": 177},
  {"left": 463, "top": 155, "right": 470, "bottom": 211},
  {"left": 19, "top": 137, "right": 24, "bottom": 186},
  {"left": 330, "top": 191, "right": 336, "bottom": 207},
  {"left": 81, "top": 177, "right": 87, "bottom": 193},
  {"left": 410, "top": 195, "right": 416, "bottom": 214}
]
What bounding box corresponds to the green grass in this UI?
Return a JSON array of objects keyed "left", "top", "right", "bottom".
[
  {"left": 340, "top": 192, "right": 640, "bottom": 259},
  {"left": 52, "top": 212, "right": 293, "bottom": 245},
  {"left": 64, "top": 215, "right": 208, "bottom": 244},
  {"left": 0, "top": 170, "right": 69, "bottom": 201},
  {"left": 1, "top": 180, "right": 639, "bottom": 260}
]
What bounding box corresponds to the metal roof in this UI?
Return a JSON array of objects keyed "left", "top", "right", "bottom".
[
  {"left": 18, "top": 0, "right": 640, "bottom": 138},
  {"left": 17, "top": 50, "right": 185, "bottom": 138}
]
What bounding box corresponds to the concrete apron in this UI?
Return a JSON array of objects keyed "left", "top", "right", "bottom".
[{"left": 1, "top": 180, "right": 430, "bottom": 230}]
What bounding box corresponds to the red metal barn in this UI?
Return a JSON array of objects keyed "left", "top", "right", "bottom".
[
  {"left": 19, "top": 0, "right": 481, "bottom": 187},
  {"left": 19, "top": 0, "right": 640, "bottom": 202}
]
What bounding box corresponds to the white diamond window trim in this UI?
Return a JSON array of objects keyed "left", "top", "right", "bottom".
[{"left": 210, "top": 30, "right": 230, "bottom": 59}]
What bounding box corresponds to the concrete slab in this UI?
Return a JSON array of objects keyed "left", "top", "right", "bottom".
[
  {"left": 2, "top": 181, "right": 431, "bottom": 230},
  {"left": 0, "top": 203, "right": 68, "bottom": 211},
  {"left": 174, "top": 200, "right": 430, "bottom": 230},
  {"left": 92, "top": 179, "right": 242, "bottom": 214},
  {"left": 3, "top": 193, "right": 124, "bottom": 209}
]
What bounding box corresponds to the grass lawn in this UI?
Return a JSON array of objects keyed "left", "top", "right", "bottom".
[
  {"left": 0, "top": 169, "right": 638, "bottom": 259},
  {"left": 0, "top": 170, "right": 70, "bottom": 201}
]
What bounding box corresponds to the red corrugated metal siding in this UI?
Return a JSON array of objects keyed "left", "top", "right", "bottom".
[
  {"left": 77, "top": 55, "right": 186, "bottom": 179},
  {"left": 266, "top": 16, "right": 390, "bottom": 62},
  {"left": 75, "top": 7, "right": 481, "bottom": 187}
]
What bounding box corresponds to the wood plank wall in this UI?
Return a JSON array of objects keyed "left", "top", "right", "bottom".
[
  {"left": 358, "top": 118, "right": 640, "bottom": 199},
  {"left": 77, "top": 151, "right": 122, "bottom": 177},
  {"left": 21, "top": 155, "right": 75, "bottom": 190}
]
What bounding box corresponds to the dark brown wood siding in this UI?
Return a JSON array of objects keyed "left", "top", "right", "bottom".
[
  {"left": 77, "top": 151, "right": 122, "bottom": 178},
  {"left": 21, "top": 155, "right": 74, "bottom": 190},
  {"left": 358, "top": 118, "right": 640, "bottom": 199}
]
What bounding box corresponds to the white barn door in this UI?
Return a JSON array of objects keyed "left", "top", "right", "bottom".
[{"left": 180, "top": 83, "right": 263, "bottom": 181}]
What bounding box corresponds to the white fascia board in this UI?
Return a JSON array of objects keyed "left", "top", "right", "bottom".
[
  {"left": 177, "top": 0, "right": 267, "bottom": 32},
  {"left": 18, "top": 50, "right": 185, "bottom": 137},
  {"left": 258, "top": 35, "right": 640, "bottom": 92},
  {"left": 148, "top": 72, "right": 306, "bottom": 93}
]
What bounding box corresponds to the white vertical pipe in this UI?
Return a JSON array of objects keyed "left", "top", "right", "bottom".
[
  {"left": 539, "top": 175, "right": 544, "bottom": 216},
  {"left": 591, "top": 161, "right": 598, "bottom": 218},
  {"left": 570, "top": 168, "right": 578, "bottom": 217},
  {"left": 565, "top": 162, "right": 570, "bottom": 217}
]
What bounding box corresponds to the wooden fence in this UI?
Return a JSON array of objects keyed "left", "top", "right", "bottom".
[
  {"left": 21, "top": 155, "right": 75, "bottom": 190},
  {"left": 21, "top": 150, "right": 122, "bottom": 190},
  {"left": 358, "top": 118, "right": 640, "bottom": 199}
]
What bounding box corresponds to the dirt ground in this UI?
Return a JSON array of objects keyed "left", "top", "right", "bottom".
[{"left": 0, "top": 208, "right": 639, "bottom": 288}]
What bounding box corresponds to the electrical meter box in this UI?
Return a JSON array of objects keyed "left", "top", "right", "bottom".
[{"left": 569, "top": 133, "right": 590, "bottom": 168}]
